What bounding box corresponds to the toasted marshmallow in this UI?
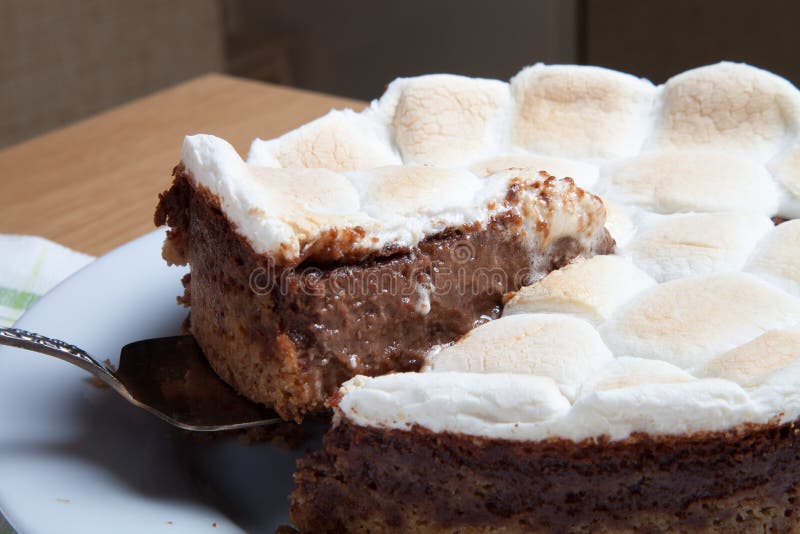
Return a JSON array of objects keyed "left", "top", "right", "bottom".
[
  {"left": 694, "top": 330, "right": 800, "bottom": 387},
  {"left": 603, "top": 149, "right": 779, "bottom": 215},
  {"left": 470, "top": 153, "right": 599, "bottom": 190},
  {"left": 424, "top": 313, "right": 613, "bottom": 400},
  {"left": 503, "top": 256, "right": 655, "bottom": 324},
  {"left": 746, "top": 219, "right": 800, "bottom": 296},
  {"left": 602, "top": 273, "right": 800, "bottom": 368},
  {"left": 337, "top": 372, "right": 571, "bottom": 440},
  {"left": 471, "top": 170, "right": 610, "bottom": 271},
  {"left": 186, "top": 135, "right": 610, "bottom": 263},
  {"left": 182, "top": 134, "right": 366, "bottom": 259},
  {"left": 650, "top": 62, "right": 800, "bottom": 160},
  {"left": 247, "top": 109, "right": 400, "bottom": 171},
  {"left": 623, "top": 212, "right": 774, "bottom": 282},
  {"left": 510, "top": 64, "right": 656, "bottom": 159},
  {"left": 372, "top": 74, "right": 511, "bottom": 167},
  {"left": 348, "top": 166, "right": 485, "bottom": 219},
  {"left": 577, "top": 357, "right": 695, "bottom": 397}
]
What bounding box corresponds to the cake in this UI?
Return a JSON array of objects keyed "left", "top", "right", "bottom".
[
  {"left": 283, "top": 62, "right": 800, "bottom": 532},
  {"left": 154, "top": 61, "right": 800, "bottom": 530},
  {"left": 155, "top": 127, "right": 612, "bottom": 421}
]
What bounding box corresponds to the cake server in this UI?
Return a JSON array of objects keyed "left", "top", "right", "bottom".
[{"left": 0, "top": 327, "right": 282, "bottom": 431}]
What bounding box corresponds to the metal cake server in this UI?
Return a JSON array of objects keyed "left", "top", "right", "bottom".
[{"left": 0, "top": 327, "right": 282, "bottom": 431}]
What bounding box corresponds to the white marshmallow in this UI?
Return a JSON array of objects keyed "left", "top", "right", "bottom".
[
  {"left": 559, "top": 379, "right": 759, "bottom": 441},
  {"left": 623, "top": 212, "right": 774, "bottom": 282},
  {"left": 746, "top": 219, "right": 800, "bottom": 297},
  {"left": 650, "top": 62, "right": 800, "bottom": 160},
  {"left": 247, "top": 109, "right": 400, "bottom": 171},
  {"left": 577, "top": 357, "right": 695, "bottom": 397},
  {"left": 769, "top": 141, "right": 800, "bottom": 217},
  {"left": 603, "top": 149, "right": 779, "bottom": 215},
  {"left": 602, "top": 199, "right": 637, "bottom": 248},
  {"left": 694, "top": 330, "right": 800, "bottom": 387},
  {"left": 503, "top": 256, "right": 655, "bottom": 324},
  {"left": 337, "top": 372, "right": 571, "bottom": 441},
  {"left": 375, "top": 74, "right": 511, "bottom": 167},
  {"left": 510, "top": 64, "right": 656, "bottom": 159},
  {"left": 337, "top": 371, "right": 762, "bottom": 442},
  {"left": 424, "top": 313, "right": 614, "bottom": 400},
  {"left": 602, "top": 272, "right": 800, "bottom": 368}
]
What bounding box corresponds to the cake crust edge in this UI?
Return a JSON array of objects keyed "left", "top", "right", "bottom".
[{"left": 291, "top": 417, "right": 800, "bottom": 533}]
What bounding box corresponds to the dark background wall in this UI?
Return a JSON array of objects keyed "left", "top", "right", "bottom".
[
  {"left": 0, "top": 0, "right": 224, "bottom": 148},
  {"left": 223, "top": 0, "right": 577, "bottom": 100},
  {"left": 2, "top": 0, "right": 799, "bottom": 149},
  {"left": 581, "top": 0, "right": 800, "bottom": 85}
]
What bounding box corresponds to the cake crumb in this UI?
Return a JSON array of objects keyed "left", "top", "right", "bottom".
[
  {"left": 212, "top": 523, "right": 217, "bottom": 528},
  {"left": 87, "top": 376, "right": 109, "bottom": 389},
  {"left": 86, "top": 360, "right": 116, "bottom": 389},
  {"left": 166, "top": 521, "right": 173, "bottom": 525}
]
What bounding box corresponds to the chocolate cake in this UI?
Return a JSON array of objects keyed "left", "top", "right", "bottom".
[
  {"left": 293, "top": 419, "right": 800, "bottom": 532},
  {"left": 155, "top": 61, "right": 800, "bottom": 531}
]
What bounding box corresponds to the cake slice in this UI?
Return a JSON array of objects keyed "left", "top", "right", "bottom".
[{"left": 155, "top": 135, "right": 612, "bottom": 421}]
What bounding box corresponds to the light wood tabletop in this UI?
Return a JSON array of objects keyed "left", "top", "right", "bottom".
[{"left": 0, "top": 74, "right": 365, "bottom": 256}]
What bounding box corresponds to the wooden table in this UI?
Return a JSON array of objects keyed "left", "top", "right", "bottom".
[{"left": 0, "top": 74, "right": 364, "bottom": 256}]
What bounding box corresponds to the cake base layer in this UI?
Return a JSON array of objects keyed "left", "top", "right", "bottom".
[
  {"left": 291, "top": 420, "right": 800, "bottom": 533},
  {"left": 155, "top": 168, "right": 613, "bottom": 421}
]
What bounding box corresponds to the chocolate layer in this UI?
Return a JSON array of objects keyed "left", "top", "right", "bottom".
[
  {"left": 155, "top": 168, "right": 613, "bottom": 420},
  {"left": 291, "top": 419, "right": 800, "bottom": 532}
]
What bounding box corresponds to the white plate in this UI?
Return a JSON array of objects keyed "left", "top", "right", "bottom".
[{"left": 0, "top": 229, "right": 317, "bottom": 533}]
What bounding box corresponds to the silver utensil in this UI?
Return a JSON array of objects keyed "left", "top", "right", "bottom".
[{"left": 0, "top": 327, "right": 282, "bottom": 431}]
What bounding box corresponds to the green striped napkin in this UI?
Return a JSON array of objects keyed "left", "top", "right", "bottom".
[
  {"left": 0, "top": 516, "right": 12, "bottom": 534},
  {"left": 0, "top": 235, "right": 93, "bottom": 531},
  {"left": 0, "top": 235, "right": 94, "bottom": 326}
]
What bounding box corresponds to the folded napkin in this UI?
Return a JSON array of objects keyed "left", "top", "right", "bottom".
[
  {"left": 0, "top": 236, "right": 92, "bottom": 532},
  {"left": 0, "top": 235, "right": 94, "bottom": 327}
]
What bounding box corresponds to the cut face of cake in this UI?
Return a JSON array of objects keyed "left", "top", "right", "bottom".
[
  {"left": 285, "top": 62, "right": 800, "bottom": 532},
  {"left": 155, "top": 134, "right": 612, "bottom": 421}
]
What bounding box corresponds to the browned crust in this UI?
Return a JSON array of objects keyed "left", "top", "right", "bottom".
[
  {"left": 155, "top": 166, "right": 614, "bottom": 421},
  {"left": 290, "top": 419, "right": 800, "bottom": 532},
  {"left": 154, "top": 165, "right": 192, "bottom": 266}
]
